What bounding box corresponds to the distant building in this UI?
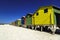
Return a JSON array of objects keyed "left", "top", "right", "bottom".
[{"left": 15, "top": 19, "right": 21, "bottom": 26}]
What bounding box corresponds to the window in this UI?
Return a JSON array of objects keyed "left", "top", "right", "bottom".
[
  {"left": 36, "top": 13, "right": 39, "bottom": 16},
  {"left": 44, "top": 8, "right": 48, "bottom": 13}
]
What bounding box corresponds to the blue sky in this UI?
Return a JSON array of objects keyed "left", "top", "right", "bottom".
[{"left": 0, "top": 0, "right": 60, "bottom": 23}]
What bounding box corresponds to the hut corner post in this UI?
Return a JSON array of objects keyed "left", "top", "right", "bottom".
[
  {"left": 35, "top": 26, "right": 37, "bottom": 30},
  {"left": 32, "top": 26, "right": 34, "bottom": 30},
  {"left": 52, "top": 25, "right": 56, "bottom": 34},
  {"left": 50, "top": 14, "right": 56, "bottom": 34},
  {"left": 41, "top": 26, "right": 43, "bottom": 32}
]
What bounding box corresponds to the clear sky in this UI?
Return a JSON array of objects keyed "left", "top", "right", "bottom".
[{"left": 0, "top": 0, "right": 60, "bottom": 23}]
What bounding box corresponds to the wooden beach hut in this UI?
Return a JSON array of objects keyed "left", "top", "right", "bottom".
[
  {"left": 26, "top": 13, "right": 32, "bottom": 28},
  {"left": 32, "top": 5, "right": 60, "bottom": 34}
]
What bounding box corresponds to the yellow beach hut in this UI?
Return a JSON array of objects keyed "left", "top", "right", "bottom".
[{"left": 32, "top": 5, "right": 60, "bottom": 34}]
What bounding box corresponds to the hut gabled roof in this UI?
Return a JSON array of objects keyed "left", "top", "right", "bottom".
[
  {"left": 33, "top": 5, "right": 60, "bottom": 15},
  {"left": 21, "top": 16, "right": 25, "bottom": 18},
  {"left": 17, "top": 19, "right": 21, "bottom": 20},
  {"left": 53, "top": 5, "right": 60, "bottom": 10},
  {"left": 26, "top": 13, "right": 33, "bottom": 17}
]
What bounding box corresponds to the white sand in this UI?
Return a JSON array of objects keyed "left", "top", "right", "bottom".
[{"left": 0, "top": 25, "right": 60, "bottom": 40}]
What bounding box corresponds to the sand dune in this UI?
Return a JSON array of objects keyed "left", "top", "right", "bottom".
[{"left": 0, "top": 25, "right": 60, "bottom": 40}]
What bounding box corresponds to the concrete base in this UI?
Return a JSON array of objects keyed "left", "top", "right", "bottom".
[
  {"left": 32, "top": 27, "right": 34, "bottom": 30},
  {"left": 41, "top": 26, "right": 43, "bottom": 32},
  {"left": 51, "top": 25, "right": 56, "bottom": 34},
  {"left": 34, "top": 26, "right": 36, "bottom": 30}
]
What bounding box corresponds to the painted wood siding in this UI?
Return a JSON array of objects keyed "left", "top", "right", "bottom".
[
  {"left": 26, "top": 17, "right": 32, "bottom": 25},
  {"left": 21, "top": 17, "right": 26, "bottom": 25},
  {"left": 53, "top": 9, "right": 60, "bottom": 13},
  {"left": 32, "top": 6, "right": 55, "bottom": 25},
  {"left": 53, "top": 8, "right": 60, "bottom": 25},
  {"left": 17, "top": 20, "right": 21, "bottom": 26},
  {"left": 15, "top": 20, "right": 21, "bottom": 26}
]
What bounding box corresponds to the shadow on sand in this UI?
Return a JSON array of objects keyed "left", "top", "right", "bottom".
[{"left": 36, "top": 27, "right": 60, "bottom": 35}]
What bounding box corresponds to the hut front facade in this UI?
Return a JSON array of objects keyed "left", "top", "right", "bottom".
[
  {"left": 15, "top": 19, "right": 21, "bottom": 26},
  {"left": 26, "top": 13, "right": 32, "bottom": 28},
  {"left": 32, "top": 5, "right": 60, "bottom": 34},
  {"left": 32, "top": 6, "right": 55, "bottom": 25},
  {"left": 21, "top": 16, "right": 26, "bottom": 27}
]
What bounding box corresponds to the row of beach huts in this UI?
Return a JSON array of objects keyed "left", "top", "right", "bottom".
[{"left": 10, "top": 5, "right": 60, "bottom": 34}]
